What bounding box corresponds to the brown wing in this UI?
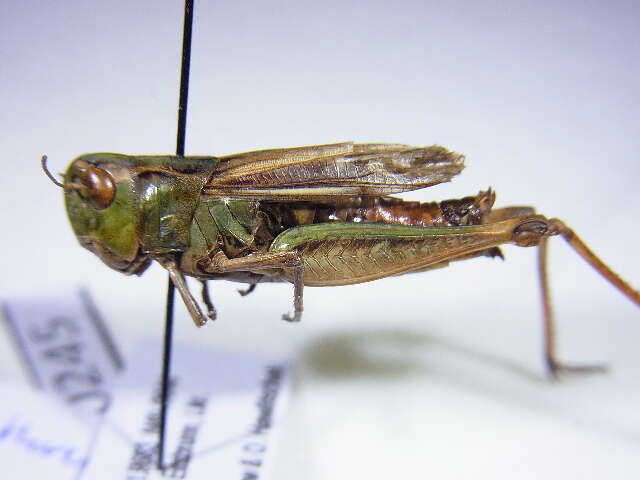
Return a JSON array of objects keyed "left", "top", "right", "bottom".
[{"left": 203, "top": 142, "right": 464, "bottom": 200}]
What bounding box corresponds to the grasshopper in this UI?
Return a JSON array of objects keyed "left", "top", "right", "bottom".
[{"left": 42, "top": 142, "right": 639, "bottom": 376}]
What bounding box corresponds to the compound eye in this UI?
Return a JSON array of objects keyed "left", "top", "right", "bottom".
[{"left": 70, "top": 160, "right": 116, "bottom": 210}]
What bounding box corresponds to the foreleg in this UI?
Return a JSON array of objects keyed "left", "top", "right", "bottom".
[{"left": 158, "top": 258, "right": 208, "bottom": 327}]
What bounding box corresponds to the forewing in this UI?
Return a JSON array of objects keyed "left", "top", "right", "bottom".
[{"left": 203, "top": 142, "right": 464, "bottom": 200}]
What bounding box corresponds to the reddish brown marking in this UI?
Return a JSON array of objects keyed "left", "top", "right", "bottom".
[{"left": 312, "top": 189, "right": 495, "bottom": 228}]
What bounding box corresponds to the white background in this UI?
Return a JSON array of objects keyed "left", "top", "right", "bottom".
[{"left": 1, "top": 1, "right": 640, "bottom": 478}]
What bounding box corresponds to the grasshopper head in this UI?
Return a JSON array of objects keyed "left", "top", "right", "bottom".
[{"left": 62, "top": 154, "right": 150, "bottom": 275}]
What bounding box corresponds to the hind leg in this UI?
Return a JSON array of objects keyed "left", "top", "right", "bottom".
[
  {"left": 535, "top": 218, "right": 639, "bottom": 377},
  {"left": 537, "top": 237, "right": 607, "bottom": 377}
]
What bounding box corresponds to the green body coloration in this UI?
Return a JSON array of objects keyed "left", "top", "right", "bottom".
[
  {"left": 270, "top": 222, "right": 479, "bottom": 251},
  {"left": 64, "top": 154, "right": 140, "bottom": 267},
  {"left": 268, "top": 219, "right": 525, "bottom": 286},
  {"left": 62, "top": 148, "right": 529, "bottom": 285},
  {"left": 55, "top": 142, "right": 640, "bottom": 374},
  {"left": 65, "top": 153, "right": 217, "bottom": 273},
  {"left": 180, "top": 197, "right": 260, "bottom": 277}
]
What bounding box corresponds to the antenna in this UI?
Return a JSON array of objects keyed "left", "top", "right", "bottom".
[{"left": 41, "top": 155, "right": 66, "bottom": 188}]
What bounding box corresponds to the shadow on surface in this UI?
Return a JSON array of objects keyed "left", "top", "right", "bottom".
[
  {"left": 299, "top": 327, "right": 543, "bottom": 383},
  {"left": 294, "top": 324, "right": 640, "bottom": 445}
]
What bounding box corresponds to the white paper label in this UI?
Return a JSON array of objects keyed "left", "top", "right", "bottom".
[
  {"left": 1, "top": 290, "right": 123, "bottom": 415},
  {"left": 0, "top": 385, "right": 99, "bottom": 479},
  {"left": 83, "top": 342, "right": 291, "bottom": 480}
]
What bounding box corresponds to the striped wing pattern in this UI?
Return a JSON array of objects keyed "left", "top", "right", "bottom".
[{"left": 203, "top": 142, "right": 464, "bottom": 199}]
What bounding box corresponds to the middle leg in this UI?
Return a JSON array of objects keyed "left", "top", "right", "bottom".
[{"left": 199, "top": 249, "right": 304, "bottom": 322}]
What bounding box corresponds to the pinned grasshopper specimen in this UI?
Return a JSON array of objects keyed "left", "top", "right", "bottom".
[{"left": 42, "top": 142, "right": 639, "bottom": 376}]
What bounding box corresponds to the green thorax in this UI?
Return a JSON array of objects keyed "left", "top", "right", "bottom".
[
  {"left": 189, "top": 197, "right": 259, "bottom": 253},
  {"left": 180, "top": 197, "right": 260, "bottom": 276},
  {"left": 65, "top": 154, "right": 219, "bottom": 266}
]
